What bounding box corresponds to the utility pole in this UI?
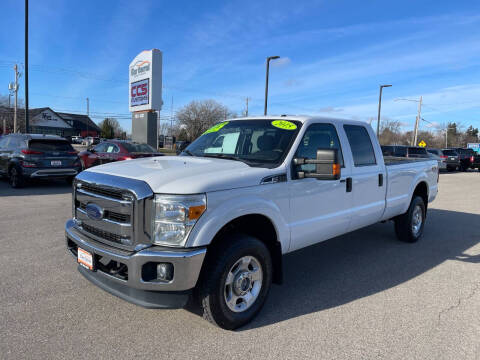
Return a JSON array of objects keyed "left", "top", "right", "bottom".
[
  {"left": 170, "top": 96, "right": 174, "bottom": 135},
  {"left": 412, "top": 96, "right": 422, "bottom": 146},
  {"left": 13, "top": 65, "right": 19, "bottom": 133},
  {"left": 376, "top": 84, "right": 392, "bottom": 137},
  {"left": 245, "top": 97, "right": 250, "bottom": 117},
  {"left": 86, "top": 97, "right": 89, "bottom": 137},
  {"left": 25, "top": 0, "right": 29, "bottom": 133}
]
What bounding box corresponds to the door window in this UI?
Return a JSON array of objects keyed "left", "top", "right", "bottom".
[
  {"left": 93, "top": 143, "right": 107, "bottom": 153},
  {"left": 105, "top": 144, "right": 119, "bottom": 153},
  {"left": 295, "top": 123, "right": 344, "bottom": 173},
  {"left": 343, "top": 125, "right": 376, "bottom": 166}
]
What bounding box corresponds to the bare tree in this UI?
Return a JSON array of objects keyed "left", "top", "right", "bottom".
[
  {"left": 176, "top": 100, "right": 232, "bottom": 141},
  {"left": 98, "top": 117, "right": 123, "bottom": 139}
]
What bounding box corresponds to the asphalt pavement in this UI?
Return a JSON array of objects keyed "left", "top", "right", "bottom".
[{"left": 0, "top": 172, "right": 479, "bottom": 359}]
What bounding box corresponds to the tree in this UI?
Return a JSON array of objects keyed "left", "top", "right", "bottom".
[
  {"left": 98, "top": 117, "right": 123, "bottom": 139},
  {"left": 176, "top": 100, "right": 232, "bottom": 141}
]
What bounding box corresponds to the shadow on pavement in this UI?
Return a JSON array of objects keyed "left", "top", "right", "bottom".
[
  {"left": 0, "top": 177, "right": 73, "bottom": 197},
  {"left": 234, "top": 208, "right": 480, "bottom": 330}
]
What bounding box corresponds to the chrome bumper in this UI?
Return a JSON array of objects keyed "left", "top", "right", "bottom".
[
  {"left": 65, "top": 219, "right": 206, "bottom": 292},
  {"left": 30, "top": 168, "right": 78, "bottom": 177}
]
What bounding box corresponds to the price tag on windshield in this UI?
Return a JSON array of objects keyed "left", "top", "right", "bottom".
[
  {"left": 203, "top": 122, "right": 229, "bottom": 135},
  {"left": 271, "top": 120, "right": 297, "bottom": 130}
]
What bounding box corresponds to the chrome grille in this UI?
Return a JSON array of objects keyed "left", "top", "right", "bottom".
[{"left": 73, "top": 172, "right": 154, "bottom": 250}]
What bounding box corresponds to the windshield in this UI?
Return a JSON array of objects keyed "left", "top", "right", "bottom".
[
  {"left": 182, "top": 119, "right": 302, "bottom": 168},
  {"left": 122, "top": 142, "right": 156, "bottom": 153}
]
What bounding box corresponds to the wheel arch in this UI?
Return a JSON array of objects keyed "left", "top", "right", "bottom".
[{"left": 204, "top": 214, "right": 283, "bottom": 285}]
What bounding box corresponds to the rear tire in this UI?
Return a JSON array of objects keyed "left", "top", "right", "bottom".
[
  {"left": 199, "top": 234, "right": 272, "bottom": 330},
  {"left": 8, "top": 166, "right": 25, "bottom": 188},
  {"left": 394, "top": 196, "right": 426, "bottom": 243}
]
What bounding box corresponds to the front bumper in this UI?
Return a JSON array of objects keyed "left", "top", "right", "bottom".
[{"left": 65, "top": 219, "right": 206, "bottom": 308}]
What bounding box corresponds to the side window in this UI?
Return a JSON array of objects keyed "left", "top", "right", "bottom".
[
  {"left": 395, "top": 147, "right": 407, "bottom": 157},
  {"left": 94, "top": 143, "right": 107, "bottom": 153},
  {"left": 343, "top": 125, "right": 377, "bottom": 166},
  {"left": 105, "top": 143, "right": 119, "bottom": 153},
  {"left": 7, "top": 137, "right": 20, "bottom": 150},
  {"left": 295, "top": 123, "right": 344, "bottom": 173}
]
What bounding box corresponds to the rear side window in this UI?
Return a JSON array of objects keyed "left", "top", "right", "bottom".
[
  {"left": 343, "top": 125, "right": 376, "bottom": 166},
  {"left": 122, "top": 143, "right": 156, "bottom": 153},
  {"left": 442, "top": 150, "right": 457, "bottom": 156},
  {"left": 29, "top": 140, "right": 73, "bottom": 152},
  {"left": 427, "top": 149, "right": 439, "bottom": 155}
]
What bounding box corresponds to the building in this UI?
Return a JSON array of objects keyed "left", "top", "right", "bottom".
[{"left": 0, "top": 106, "right": 100, "bottom": 137}]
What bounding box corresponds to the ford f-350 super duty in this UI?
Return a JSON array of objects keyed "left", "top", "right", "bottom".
[{"left": 66, "top": 116, "right": 438, "bottom": 329}]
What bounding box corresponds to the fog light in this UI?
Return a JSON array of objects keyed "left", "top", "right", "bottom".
[{"left": 157, "top": 263, "right": 174, "bottom": 281}]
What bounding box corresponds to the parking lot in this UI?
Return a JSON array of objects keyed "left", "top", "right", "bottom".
[{"left": 0, "top": 172, "right": 479, "bottom": 359}]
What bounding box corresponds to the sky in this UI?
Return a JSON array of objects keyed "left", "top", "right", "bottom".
[{"left": 1, "top": 0, "right": 480, "bottom": 134}]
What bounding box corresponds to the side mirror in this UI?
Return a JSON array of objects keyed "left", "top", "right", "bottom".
[{"left": 294, "top": 148, "right": 341, "bottom": 180}]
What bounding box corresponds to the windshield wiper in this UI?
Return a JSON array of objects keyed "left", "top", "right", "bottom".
[
  {"left": 202, "top": 154, "right": 254, "bottom": 164},
  {"left": 182, "top": 149, "right": 195, "bottom": 156}
]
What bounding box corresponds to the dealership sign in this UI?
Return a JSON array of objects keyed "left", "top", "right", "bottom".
[{"left": 128, "top": 49, "right": 163, "bottom": 112}]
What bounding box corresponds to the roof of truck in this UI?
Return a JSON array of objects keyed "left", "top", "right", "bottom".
[{"left": 228, "top": 115, "right": 369, "bottom": 126}]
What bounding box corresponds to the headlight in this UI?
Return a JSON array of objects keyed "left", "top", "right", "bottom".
[{"left": 152, "top": 194, "right": 206, "bottom": 247}]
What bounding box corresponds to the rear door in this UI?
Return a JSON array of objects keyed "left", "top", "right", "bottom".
[
  {"left": 342, "top": 124, "right": 387, "bottom": 231},
  {"left": 288, "top": 122, "right": 353, "bottom": 251}
]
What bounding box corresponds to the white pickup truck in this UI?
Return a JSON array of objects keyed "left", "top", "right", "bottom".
[{"left": 65, "top": 116, "right": 438, "bottom": 329}]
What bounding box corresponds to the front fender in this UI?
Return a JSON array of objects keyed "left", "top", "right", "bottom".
[{"left": 186, "top": 187, "right": 290, "bottom": 253}]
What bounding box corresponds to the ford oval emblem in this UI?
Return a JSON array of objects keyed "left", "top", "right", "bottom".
[{"left": 85, "top": 203, "right": 104, "bottom": 221}]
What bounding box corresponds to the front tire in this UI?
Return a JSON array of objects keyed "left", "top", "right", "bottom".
[
  {"left": 394, "top": 196, "right": 426, "bottom": 243},
  {"left": 199, "top": 234, "right": 272, "bottom": 330}
]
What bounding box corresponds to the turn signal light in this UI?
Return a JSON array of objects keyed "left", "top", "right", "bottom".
[
  {"left": 332, "top": 163, "right": 341, "bottom": 176},
  {"left": 188, "top": 204, "right": 206, "bottom": 221}
]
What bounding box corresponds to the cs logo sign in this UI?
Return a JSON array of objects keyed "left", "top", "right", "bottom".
[{"left": 130, "top": 78, "right": 149, "bottom": 106}]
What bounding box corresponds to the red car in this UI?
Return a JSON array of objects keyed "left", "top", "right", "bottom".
[{"left": 78, "top": 140, "right": 164, "bottom": 169}]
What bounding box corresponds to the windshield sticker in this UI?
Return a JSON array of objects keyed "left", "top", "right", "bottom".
[
  {"left": 271, "top": 120, "right": 297, "bottom": 130},
  {"left": 203, "top": 121, "right": 229, "bottom": 135}
]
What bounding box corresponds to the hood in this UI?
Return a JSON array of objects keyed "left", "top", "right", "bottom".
[{"left": 85, "top": 156, "right": 278, "bottom": 194}]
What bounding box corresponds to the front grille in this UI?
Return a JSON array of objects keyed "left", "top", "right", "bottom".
[
  {"left": 78, "top": 182, "right": 126, "bottom": 200},
  {"left": 82, "top": 223, "right": 130, "bottom": 245},
  {"left": 78, "top": 202, "right": 131, "bottom": 223}
]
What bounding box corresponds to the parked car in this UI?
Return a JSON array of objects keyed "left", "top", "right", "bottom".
[
  {"left": 427, "top": 148, "right": 458, "bottom": 171},
  {"left": 71, "top": 136, "right": 84, "bottom": 144},
  {"left": 0, "top": 134, "right": 82, "bottom": 188},
  {"left": 446, "top": 148, "right": 476, "bottom": 171},
  {"left": 440, "top": 149, "right": 461, "bottom": 171},
  {"left": 78, "top": 140, "right": 164, "bottom": 169},
  {"left": 82, "top": 136, "right": 100, "bottom": 147},
  {"left": 471, "top": 151, "right": 480, "bottom": 171},
  {"left": 381, "top": 145, "right": 429, "bottom": 158},
  {"left": 66, "top": 116, "right": 438, "bottom": 329}
]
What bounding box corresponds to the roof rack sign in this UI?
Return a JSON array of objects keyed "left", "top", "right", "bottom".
[{"left": 128, "top": 49, "right": 163, "bottom": 112}]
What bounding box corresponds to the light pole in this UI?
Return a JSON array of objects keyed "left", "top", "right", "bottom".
[
  {"left": 264, "top": 56, "right": 280, "bottom": 115},
  {"left": 376, "top": 84, "right": 392, "bottom": 137}
]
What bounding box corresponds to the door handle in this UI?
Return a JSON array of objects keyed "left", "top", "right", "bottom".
[
  {"left": 378, "top": 173, "right": 384, "bottom": 187},
  {"left": 346, "top": 177, "right": 352, "bottom": 192}
]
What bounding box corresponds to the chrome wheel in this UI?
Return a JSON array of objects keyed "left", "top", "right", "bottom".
[
  {"left": 411, "top": 204, "right": 423, "bottom": 236},
  {"left": 224, "top": 255, "right": 263, "bottom": 313}
]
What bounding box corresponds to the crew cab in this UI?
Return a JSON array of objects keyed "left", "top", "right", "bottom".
[{"left": 65, "top": 116, "right": 438, "bottom": 329}]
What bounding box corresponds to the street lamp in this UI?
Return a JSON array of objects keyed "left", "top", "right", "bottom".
[
  {"left": 376, "top": 84, "right": 392, "bottom": 137},
  {"left": 264, "top": 56, "right": 280, "bottom": 116}
]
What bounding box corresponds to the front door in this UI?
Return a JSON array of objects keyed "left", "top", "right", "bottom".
[{"left": 288, "top": 122, "right": 353, "bottom": 252}]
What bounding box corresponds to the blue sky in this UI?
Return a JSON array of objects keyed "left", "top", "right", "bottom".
[{"left": 1, "top": 0, "right": 480, "bottom": 134}]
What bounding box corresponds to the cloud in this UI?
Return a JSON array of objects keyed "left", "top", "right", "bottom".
[
  {"left": 271, "top": 57, "right": 291, "bottom": 67},
  {"left": 318, "top": 106, "right": 344, "bottom": 113}
]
